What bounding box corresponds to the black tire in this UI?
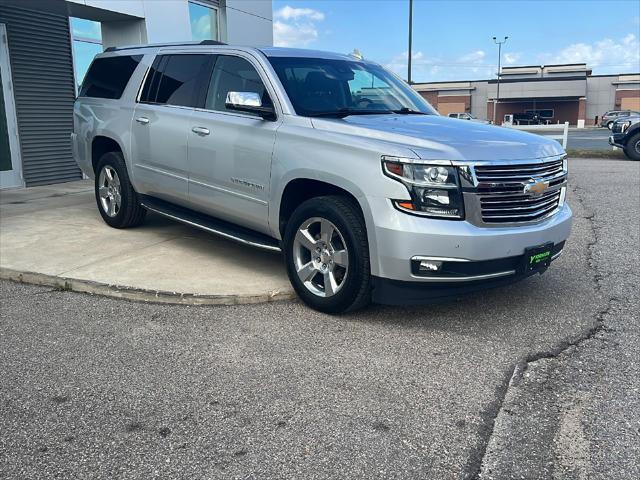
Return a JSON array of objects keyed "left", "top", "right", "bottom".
[
  {"left": 623, "top": 133, "right": 640, "bottom": 161},
  {"left": 283, "top": 195, "right": 371, "bottom": 314},
  {"left": 94, "top": 151, "right": 146, "bottom": 228},
  {"left": 607, "top": 121, "right": 614, "bottom": 130}
]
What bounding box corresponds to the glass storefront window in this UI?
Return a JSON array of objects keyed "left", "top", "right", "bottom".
[
  {"left": 70, "top": 17, "right": 103, "bottom": 93},
  {"left": 189, "top": 2, "right": 219, "bottom": 41}
]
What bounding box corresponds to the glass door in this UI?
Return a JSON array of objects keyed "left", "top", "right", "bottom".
[{"left": 0, "top": 23, "right": 24, "bottom": 189}]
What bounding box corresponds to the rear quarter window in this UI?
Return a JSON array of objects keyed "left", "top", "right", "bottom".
[{"left": 79, "top": 55, "right": 143, "bottom": 99}]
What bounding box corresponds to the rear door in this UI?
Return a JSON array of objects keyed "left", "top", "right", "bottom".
[
  {"left": 187, "top": 53, "right": 280, "bottom": 234},
  {"left": 131, "top": 53, "right": 213, "bottom": 205}
]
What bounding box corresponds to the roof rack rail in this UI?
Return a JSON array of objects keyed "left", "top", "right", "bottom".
[
  {"left": 199, "top": 40, "right": 227, "bottom": 45},
  {"left": 104, "top": 40, "right": 227, "bottom": 53}
]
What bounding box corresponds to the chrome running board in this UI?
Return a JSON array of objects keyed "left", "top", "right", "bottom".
[{"left": 140, "top": 195, "right": 281, "bottom": 252}]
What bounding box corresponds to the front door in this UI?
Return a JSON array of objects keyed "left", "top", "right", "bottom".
[
  {"left": 0, "top": 24, "right": 23, "bottom": 189},
  {"left": 188, "top": 54, "right": 280, "bottom": 234},
  {"left": 131, "top": 53, "right": 212, "bottom": 205}
]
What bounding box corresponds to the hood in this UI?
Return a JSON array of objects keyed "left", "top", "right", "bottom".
[{"left": 312, "top": 114, "right": 564, "bottom": 161}]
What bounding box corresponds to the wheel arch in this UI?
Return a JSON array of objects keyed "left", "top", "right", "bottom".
[
  {"left": 275, "top": 176, "right": 381, "bottom": 276},
  {"left": 91, "top": 135, "right": 125, "bottom": 173},
  {"left": 623, "top": 124, "right": 640, "bottom": 145},
  {"left": 278, "top": 179, "right": 364, "bottom": 236}
]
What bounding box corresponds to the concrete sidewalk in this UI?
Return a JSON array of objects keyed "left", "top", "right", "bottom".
[{"left": 0, "top": 181, "right": 294, "bottom": 304}]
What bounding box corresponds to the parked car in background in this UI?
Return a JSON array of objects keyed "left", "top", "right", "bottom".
[
  {"left": 600, "top": 110, "right": 639, "bottom": 129},
  {"left": 73, "top": 43, "right": 572, "bottom": 313},
  {"left": 609, "top": 115, "right": 640, "bottom": 160},
  {"left": 512, "top": 112, "right": 544, "bottom": 125},
  {"left": 448, "top": 112, "right": 489, "bottom": 124}
]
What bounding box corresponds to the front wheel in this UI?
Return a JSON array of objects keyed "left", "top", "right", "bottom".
[
  {"left": 283, "top": 196, "right": 371, "bottom": 314},
  {"left": 623, "top": 132, "right": 640, "bottom": 161},
  {"left": 95, "top": 151, "right": 146, "bottom": 228}
]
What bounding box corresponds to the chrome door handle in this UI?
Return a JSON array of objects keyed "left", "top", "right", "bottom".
[
  {"left": 192, "top": 126, "right": 210, "bottom": 136},
  {"left": 135, "top": 117, "right": 149, "bottom": 125}
]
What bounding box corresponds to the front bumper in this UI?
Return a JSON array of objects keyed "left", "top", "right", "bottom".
[
  {"left": 609, "top": 133, "right": 626, "bottom": 149},
  {"left": 372, "top": 242, "right": 564, "bottom": 305},
  {"left": 368, "top": 196, "right": 572, "bottom": 284}
]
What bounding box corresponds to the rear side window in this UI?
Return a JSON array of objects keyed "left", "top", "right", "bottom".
[
  {"left": 79, "top": 55, "right": 142, "bottom": 99},
  {"left": 139, "top": 54, "right": 212, "bottom": 107}
]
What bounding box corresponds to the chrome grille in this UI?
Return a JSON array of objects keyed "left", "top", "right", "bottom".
[
  {"left": 480, "top": 190, "right": 561, "bottom": 223},
  {"left": 474, "top": 159, "right": 564, "bottom": 192},
  {"left": 469, "top": 158, "right": 567, "bottom": 224}
]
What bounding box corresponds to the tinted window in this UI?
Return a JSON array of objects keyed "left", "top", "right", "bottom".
[
  {"left": 205, "top": 56, "right": 272, "bottom": 115},
  {"left": 139, "top": 56, "right": 165, "bottom": 104},
  {"left": 268, "top": 57, "right": 436, "bottom": 117},
  {"left": 140, "top": 54, "right": 211, "bottom": 107},
  {"left": 79, "top": 55, "right": 142, "bottom": 99}
]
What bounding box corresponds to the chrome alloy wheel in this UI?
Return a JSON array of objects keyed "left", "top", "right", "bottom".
[
  {"left": 634, "top": 138, "right": 640, "bottom": 156},
  {"left": 98, "top": 165, "right": 121, "bottom": 217},
  {"left": 293, "top": 217, "right": 349, "bottom": 298}
]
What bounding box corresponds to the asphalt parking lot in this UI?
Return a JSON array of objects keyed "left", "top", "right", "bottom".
[
  {"left": 0, "top": 158, "right": 638, "bottom": 479},
  {"left": 566, "top": 127, "right": 613, "bottom": 151}
]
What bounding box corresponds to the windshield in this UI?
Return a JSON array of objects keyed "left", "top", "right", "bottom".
[{"left": 267, "top": 56, "right": 437, "bottom": 118}]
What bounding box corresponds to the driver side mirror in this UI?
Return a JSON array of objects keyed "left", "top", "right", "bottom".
[{"left": 225, "top": 92, "right": 276, "bottom": 121}]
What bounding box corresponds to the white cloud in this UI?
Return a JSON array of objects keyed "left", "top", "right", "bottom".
[
  {"left": 458, "top": 50, "right": 486, "bottom": 63},
  {"left": 273, "top": 5, "right": 325, "bottom": 47},
  {"left": 384, "top": 33, "right": 640, "bottom": 82},
  {"left": 273, "top": 21, "right": 319, "bottom": 47},
  {"left": 274, "top": 5, "right": 324, "bottom": 21},
  {"left": 542, "top": 34, "right": 640, "bottom": 72},
  {"left": 503, "top": 52, "right": 521, "bottom": 65},
  {"left": 385, "top": 49, "right": 496, "bottom": 81}
]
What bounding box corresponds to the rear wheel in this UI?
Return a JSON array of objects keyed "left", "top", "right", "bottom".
[
  {"left": 623, "top": 132, "right": 640, "bottom": 161},
  {"left": 284, "top": 196, "right": 371, "bottom": 314},
  {"left": 607, "top": 121, "right": 614, "bottom": 130},
  {"left": 95, "top": 151, "right": 146, "bottom": 228}
]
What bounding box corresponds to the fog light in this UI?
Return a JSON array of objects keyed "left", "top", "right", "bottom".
[{"left": 419, "top": 260, "right": 443, "bottom": 272}]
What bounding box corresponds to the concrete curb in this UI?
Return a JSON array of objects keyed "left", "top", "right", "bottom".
[{"left": 0, "top": 268, "right": 297, "bottom": 306}]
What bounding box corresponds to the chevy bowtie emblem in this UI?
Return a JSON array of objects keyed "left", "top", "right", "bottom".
[{"left": 524, "top": 178, "right": 549, "bottom": 196}]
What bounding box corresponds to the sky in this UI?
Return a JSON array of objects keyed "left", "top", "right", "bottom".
[{"left": 272, "top": 0, "right": 640, "bottom": 83}]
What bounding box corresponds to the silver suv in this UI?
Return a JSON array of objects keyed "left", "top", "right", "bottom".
[{"left": 73, "top": 42, "right": 572, "bottom": 313}]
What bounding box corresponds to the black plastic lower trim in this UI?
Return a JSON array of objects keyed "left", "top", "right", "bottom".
[{"left": 140, "top": 195, "right": 281, "bottom": 252}]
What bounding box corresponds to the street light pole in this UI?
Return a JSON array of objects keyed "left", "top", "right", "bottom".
[
  {"left": 492, "top": 36, "right": 508, "bottom": 124},
  {"left": 408, "top": 0, "right": 413, "bottom": 84}
]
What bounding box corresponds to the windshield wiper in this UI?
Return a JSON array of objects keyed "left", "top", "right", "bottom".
[
  {"left": 391, "top": 107, "right": 428, "bottom": 115},
  {"left": 307, "top": 108, "right": 393, "bottom": 118}
]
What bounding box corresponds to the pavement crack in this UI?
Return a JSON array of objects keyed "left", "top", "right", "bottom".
[{"left": 467, "top": 180, "right": 614, "bottom": 480}]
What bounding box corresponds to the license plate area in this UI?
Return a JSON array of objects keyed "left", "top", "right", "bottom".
[{"left": 524, "top": 243, "right": 553, "bottom": 272}]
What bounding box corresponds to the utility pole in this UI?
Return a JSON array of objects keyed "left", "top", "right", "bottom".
[
  {"left": 408, "top": 0, "right": 413, "bottom": 84},
  {"left": 492, "top": 36, "right": 508, "bottom": 124}
]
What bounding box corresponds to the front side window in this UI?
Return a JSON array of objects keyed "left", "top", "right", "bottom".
[
  {"left": 140, "top": 54, "right": 212, "bottom": 107},
  {"left": 268, "top": 57, "right": 437, "bottom": 117},
  {"left": 205, "top": 56, "right": 272, "bottom": 116},
  {"left": 189, "top": 1, "right": 219, "bottom": 41},
  {"left": 79, "top": 55, "right": 142, "bottom": 99}
]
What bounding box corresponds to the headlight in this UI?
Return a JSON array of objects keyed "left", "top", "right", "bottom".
[
  {"left": 382, "top": 156, "right": 464, "bottom": 219},
  {"left": 621, "top": 121, "right": 631, "bottom": 132}
]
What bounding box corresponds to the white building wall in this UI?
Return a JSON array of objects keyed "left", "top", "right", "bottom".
[
  {"left": 470, "top": 81, "right": 488, "bottom": 120},
  {"left": 67, "top": 0, "right": 145, "bottom": 18},
  {"left": 141, "top": 0, "right": 192, "bottom": 43},
  {"left": 101, "top": 19, "right": 147, "bottom": 47},
  {"left": 223, "top": 0, "right": 273, "bottom": 46},
  {"left": 67, "top": 0, "right": 273, "bottom": 47},
  {"left": 586, "top": 76, "right": 617, "bottom": 123}
]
